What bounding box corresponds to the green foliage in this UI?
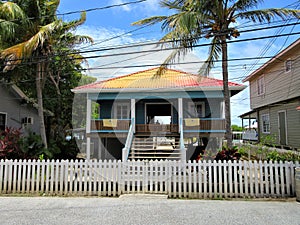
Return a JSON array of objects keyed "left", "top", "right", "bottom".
[
  {"left": 18, "top": 131, "right": 53, "bottom": 159},
  {"left": 231, "top": 124, "right": 243, "bottom": 131},
  {"left": 0, "top": 127, "right": 22, "bottom": 159},
  {"left": 215, "top": 146, "right": 241, "bottom": 161},
  {"left": 49, "top": 136, "right": 79, "bottom": 160},
  {"left": 260, "top": 134, "right": 277, "bottom": 147},
  {"left": 266, "top": 150, "right": 300, "bottom": 162}
]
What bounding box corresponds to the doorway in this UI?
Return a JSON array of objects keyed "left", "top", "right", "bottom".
[
  {"left": 145, "top": 103, "right": 172, "bottom": 125},
  {"left": 278, "top": 111, "right": 287, "bottom": 146}
]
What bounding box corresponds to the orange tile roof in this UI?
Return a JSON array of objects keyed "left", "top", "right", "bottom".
[{"left": 74, "top": 67, "right": 244, "bottom": 92}]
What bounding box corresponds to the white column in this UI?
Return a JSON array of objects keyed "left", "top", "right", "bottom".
[
  {"left": 86, "top": 96, "right": 92, "bottom": 161},
  {"left": 220, "top": 100, "right": 225, "bottom": 119},
  {"left": 178, "top": 98, "right": 183, "bottom": 132},
  {"left": 131, "top": 98, "right": 136, "bottom": 133}
]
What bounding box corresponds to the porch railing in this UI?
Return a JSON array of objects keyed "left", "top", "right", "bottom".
[
  {"left": 242, "top": 130, "right": 258, "bottom": 141},
  {"left": 91, "top": 119, "right": 131, "bottom": 132},
  {"left": 90, "top": 118, "right": 225, "bottom": 133},
  {"left": 179, "top": 118, "right": 186, "bottom": 162},
  {"left": 183, "top": 118, "right": 225, "bottom": 132},
  {"left": 135, "top": 124, "right": 178, "bottom": 133},
  {"left": 122, "top": 118, "right": 135, "bottom": 162}
]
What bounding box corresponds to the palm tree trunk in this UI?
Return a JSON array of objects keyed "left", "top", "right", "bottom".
[
  {"left": 221, "top": 37, "right": 233, "bottom": 148},
  {"left": 36, "top": 62, "right": 48, "bottom": 149}
]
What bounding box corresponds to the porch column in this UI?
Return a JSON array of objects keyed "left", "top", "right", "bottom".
[
  {"left": 178, "top": 98, "right": 183, "bottom": 132},
  {"left": 86, "top": 96, "right": 92, "bottom": 161},
  {"left": 131, "top": 98, "right": 136, "bottom": 133},
  {"left": 220, "top": 100, "right": 225, "bottom": 119}
]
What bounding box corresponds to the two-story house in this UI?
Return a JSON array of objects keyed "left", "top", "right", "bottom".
[
  {"left": 72, "top": 67, "right": 245, "bottom": 161},
  {"left": 241, "top": 38, "right": 300, "bottom": 150}
]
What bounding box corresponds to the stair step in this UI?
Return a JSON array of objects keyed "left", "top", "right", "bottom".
[
  {"left": 129, "top": 136, "right": 182, "bottom": 161},
  {"left": 129, "top": 156, "right": 181, "bottom": 159}
]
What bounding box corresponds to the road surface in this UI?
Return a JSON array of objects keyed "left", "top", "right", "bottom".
[{"left": 0, "top": 195, "right": 299, "bottom": 225}]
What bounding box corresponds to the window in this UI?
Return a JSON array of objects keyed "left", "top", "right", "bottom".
[
  {"left": 285, "top": 60, "right": 292, "bottom": 72},
  {"left": 22, "top": 117, "right": 34, "bottom": 125},
  {"left": 257, "top": 76, "right": 265, "bottom": 96},
  {"left": 188, "top": 102, "right": 205, "bottom": 118},
  {"left": 0, "top": 113, "right": 7, "bottom": 131},
  {"left": 114, "top": 103, "right": 129, "bottom": 119},
  {"left": 261, "top": 114, "right": 270, "bottom": 133}
]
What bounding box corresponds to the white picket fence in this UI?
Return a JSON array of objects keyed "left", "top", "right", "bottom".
[{"left": 0, "top": 159, "right": 299, "bottom": 198}]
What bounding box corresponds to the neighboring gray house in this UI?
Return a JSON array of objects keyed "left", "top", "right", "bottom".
[
  {"left": 241, "top": 38, "right": 300, "bottom": 150},
  {"left": 0, "top": 82, "right": 41, "bottom": 135}
]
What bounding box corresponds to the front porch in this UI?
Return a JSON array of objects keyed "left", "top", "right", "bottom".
[{"left": 90, "top": 118, "right": 226, "bottom": 136}]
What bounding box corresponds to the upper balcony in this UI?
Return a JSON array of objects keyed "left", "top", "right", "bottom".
[{"left": 90, "top": 118, "right": 225, "bottom": 136}]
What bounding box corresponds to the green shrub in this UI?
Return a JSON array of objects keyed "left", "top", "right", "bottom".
[
  {"left": 19, "top": 131, "right": 53, "bottom": 159},
  {"left": 215, "top": 146, "right": 241, "bottom": 161},
  {"left": 266, "top": 150, "right": 300, "bottom": 162},
  {"left": 0, "top": 127, "right": 23, "bottom": 159}
]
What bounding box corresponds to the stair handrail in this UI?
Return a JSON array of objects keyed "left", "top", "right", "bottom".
[
  {"left": 179, "top": 118, "right": 186, "bottom": 162},
  {"left": 122, "top": 118, "right": 135, "bottom": 161}
]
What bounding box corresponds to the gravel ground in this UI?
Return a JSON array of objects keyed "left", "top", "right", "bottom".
[{"left": 0, "top": 196, "right": 299, "bottom": 225}]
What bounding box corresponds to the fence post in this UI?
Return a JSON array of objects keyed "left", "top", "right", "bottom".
[{"left": 295, "top": 167, "right": 300, "bottom": 202}]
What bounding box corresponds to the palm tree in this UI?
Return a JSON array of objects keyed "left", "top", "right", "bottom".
[
  {"left": 0, "top": 0, "right": 92, "bottom": 148},
  {"left": 0, "top": 1, "right": 26, "bottom": 49},
  {"left": 132, "top": 0, "right": 300, "bottom": 148}
]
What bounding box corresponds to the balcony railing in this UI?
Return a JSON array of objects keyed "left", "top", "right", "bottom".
[
  {"left": 183, "top": 118, "right": 225, "bottom": 132},
  {"left": 135, "top": 124, "right": 179, "bottom": 134},
  {"left": 91, "top": 119, "right": 131, "bottom": 132},
  {"left": 90, "top": 118, "right": 225, "bottom": 133}
]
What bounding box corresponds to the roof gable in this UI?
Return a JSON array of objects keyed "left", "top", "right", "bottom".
[
  {"left": 73, "top": 67, "right": 244, "bottom": 93},
  {"left": 243, "top": 38, "right": 300, "bottom": 82}
]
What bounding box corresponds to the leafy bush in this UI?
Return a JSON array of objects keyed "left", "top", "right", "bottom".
[
  {"left": 18, "top": 131, "right": 53, "bottom": 159},
  {"left": 49, "top": 136, "right": 79, "bottom": 160},
  {"left": 266, "top": 150, "right": 300, "bottom": 162},
  {"left": 215, "top": 146, "right": 241, "bottom": 161},
  {"left": 0, "top": 127, "right": 23, "bottom": 159}
]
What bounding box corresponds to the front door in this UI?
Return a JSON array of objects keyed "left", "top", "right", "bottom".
[
  {"left": 278, "top": 111, "right": 287, "bottom": 146},
  {"left": 146, "top": 103, "right": 172, "bottom": 125}
]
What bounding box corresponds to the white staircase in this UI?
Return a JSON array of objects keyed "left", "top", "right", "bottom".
[{"left": 128, "top": 137, "right": 181, "bottom": 160}]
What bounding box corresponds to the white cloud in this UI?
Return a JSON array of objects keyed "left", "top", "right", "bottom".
[{"left": 111, "top": 0, "right": 131, "bottom": 12}]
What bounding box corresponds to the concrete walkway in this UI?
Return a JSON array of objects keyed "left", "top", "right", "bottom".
[{"left": 0, "top": 196, "right": 299, "bottom": 225}]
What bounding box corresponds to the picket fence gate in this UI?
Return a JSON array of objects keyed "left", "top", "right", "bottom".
[{"left": 0, "top": 159, "right": 299, "bottom": 199}]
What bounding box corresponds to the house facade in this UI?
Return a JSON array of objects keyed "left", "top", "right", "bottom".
[
  {"left": 241, "top": 38, "right": 300, "bottom": 150},
  {"left": 72, "top": 67, "right": 245, "bottom": 161},
  {"left": 0, "top": 83, "right": 41, "bottom": 135}
]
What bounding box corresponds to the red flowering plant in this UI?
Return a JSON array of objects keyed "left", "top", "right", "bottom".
[
  {"left": 215, "top": 146, "right": 241, "bottom": 161},
  {"left": 0, "top": 127, "right": 23, "bottom": 159}
]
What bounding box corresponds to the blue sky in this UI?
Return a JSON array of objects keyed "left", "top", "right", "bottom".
[{"left": 58, "top": 0, "right": 300, "bottom": 125}]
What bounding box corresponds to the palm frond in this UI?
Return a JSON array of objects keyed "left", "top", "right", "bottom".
[
  {"left": 64, "top": 11, "right": 87, "bottom": 30},
  {"left": 0, "top": 1, "right": 26, "bottom": 20},
  {"left": 236, "top": 8, "right": 300, "bottom": 23},
  {"left": 154, "top": 47, "right": 186, "bottom": 77},
  {"left": 23, "top": 20, "right": 63, "bottom": 56},
  {"left": 0, "top": 42, "right": 24, "bottom": 72},
  {"left": 199, "top": 37, "right": 221, "bottom": 76},
  {"left": 131, "top": 16, "right": 168, "bottom": 26},
  {"left": 232, "top": 0, "right": 264, "bottom": 11}
]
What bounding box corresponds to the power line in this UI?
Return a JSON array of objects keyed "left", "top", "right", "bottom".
[
  {"left": 77, "top": 21, "right": 300, "bottom": 54},
  {"left": 0, "top": 0, "right": 146, "bottom": 24},
  {"left": 2, "top": 25, "right": 300, "bottom": 67},
  {"left": 81, "top": 18, "right": 299, "bottom": 51}
]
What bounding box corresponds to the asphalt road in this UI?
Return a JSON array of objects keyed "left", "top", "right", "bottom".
[{"left": 0, "top": 195, "right": 299, "bottom": 225}]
